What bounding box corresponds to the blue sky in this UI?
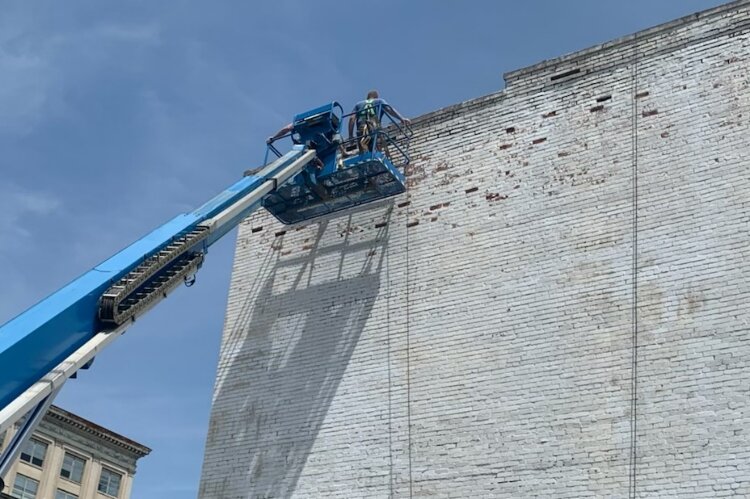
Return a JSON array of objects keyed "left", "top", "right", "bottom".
[{"left": 0, "top": 1, "right": 727, "bottom": 497}]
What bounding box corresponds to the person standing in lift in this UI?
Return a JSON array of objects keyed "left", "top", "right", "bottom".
[{"left": 348, "top": 90, "right": 410, "bottom": 153}]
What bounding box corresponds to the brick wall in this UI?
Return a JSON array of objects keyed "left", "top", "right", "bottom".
[{"left": 199, "top": 1, "right": 750, "bottom": 497}]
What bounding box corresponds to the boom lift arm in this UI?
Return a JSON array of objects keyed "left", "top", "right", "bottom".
[
  {"left": 0, "top": 99, "right": 412, "bottom": 488},
  {"left": 0, "top": 147, "right": 315, "bottom": 486}
]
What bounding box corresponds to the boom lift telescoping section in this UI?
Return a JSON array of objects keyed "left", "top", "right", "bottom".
[{"left": 0, "top": 101, "right": 411, "bottom": 487}]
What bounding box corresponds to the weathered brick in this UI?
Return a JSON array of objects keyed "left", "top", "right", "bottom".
[{"left": 199, "top": 1, "right": 750, "bottom": 497}]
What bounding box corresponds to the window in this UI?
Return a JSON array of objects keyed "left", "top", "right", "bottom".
[
  {"left": 98, "top": 468, "right": 122, "bottom": 497},
  {"left": 19, "top": 438, "right": 47, "bottom": 467},
  {"left": 11, "top": 474, "right": 39, "bottom": 499},
  {"left": 55, "top": 490, "right": 78, "bottom": 499},
  {"left": 60, "top": 452, "right": 86, "bottom": 483}
]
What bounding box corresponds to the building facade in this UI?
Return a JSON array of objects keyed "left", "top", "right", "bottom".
[
  {"left": 200, "top": 1, "right": 750, "bottom": 497},
  {"left": 0, "top": 406, "right": 150, "bottom": 499}
]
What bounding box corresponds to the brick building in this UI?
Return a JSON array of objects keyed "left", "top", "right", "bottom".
[
  {"left": 200, "top": 1, "right": 750, "bottom": 497},
  {"left": 1, "top": 406, "right": 150, "bottom": 499}
]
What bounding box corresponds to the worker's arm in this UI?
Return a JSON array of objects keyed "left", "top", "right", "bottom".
[
  {"left": 267, "top": 123, "right": 293, "bottom": 144},
  {"left": 383, "top": 102, "right": 411, "bottom": 125}
]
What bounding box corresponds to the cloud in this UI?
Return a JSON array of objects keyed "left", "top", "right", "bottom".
[
  {"left": 0, "top": 183, "right": 61, "bottom": 240},
  {"left": 91, "top": 23, "right": 161, "bottom": 44},
  {"left": 0, "top": 182, "right": 62, "bottom": 321},
  {"left": 0, "top": 5, "right": 161, "bottom": 137},
  {"left": 0, "top": 38, "right": 56, "bottom": 135}
]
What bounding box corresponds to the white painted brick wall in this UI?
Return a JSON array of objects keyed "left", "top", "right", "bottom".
[{"left": 200, "top": 2, "right": 750, "bottom": 497}]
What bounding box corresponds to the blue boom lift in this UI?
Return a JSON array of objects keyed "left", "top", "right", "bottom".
[{"left": 0, "top": 101, "right": 412, "bottom": 487}]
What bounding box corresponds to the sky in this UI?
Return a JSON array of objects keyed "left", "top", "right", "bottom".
[{"left": 0, "top": 1, "right": 728, "bottom": 497}]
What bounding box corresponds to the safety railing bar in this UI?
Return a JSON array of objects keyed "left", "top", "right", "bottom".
[
  {"left": 263, "top": 142, "right": 284, "bottom": 165},
  {"left": 338, "top": 125, "right": 410, "bottom": 166},
  {"left": 341, "top": 103, "right": 413, "bottom": 138},
  {"left": 376, "top": 131, "right": 410, "bottom": 166},
  {"left": 351, "top": 133, "right": 410, "bottom": 168},
  {"left": 380, "top": 109, "right": 413, "bottom": 139}
]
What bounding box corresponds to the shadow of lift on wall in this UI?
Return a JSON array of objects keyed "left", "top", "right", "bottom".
[{"left": 202, "top": 201, "right": 394, "bottom": 498}]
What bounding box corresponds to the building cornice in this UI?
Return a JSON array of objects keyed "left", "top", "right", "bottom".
[{"left": 45, "top": 406, "right": 151, "bottom": 459}]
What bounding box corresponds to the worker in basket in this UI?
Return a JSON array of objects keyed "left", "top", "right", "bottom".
[{"left": 348, "top": 90, "right": 410, "bottom": 154}]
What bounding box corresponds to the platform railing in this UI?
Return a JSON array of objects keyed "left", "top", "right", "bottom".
[
  {"left": 264, "top": 142, "right": 284, "bottom": 164},
  {"left": 264, "top": 102, "right": 413, "bottom": 170},
  {"left": 339, "top": 102, "right": 413, "bottom": 169}
]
